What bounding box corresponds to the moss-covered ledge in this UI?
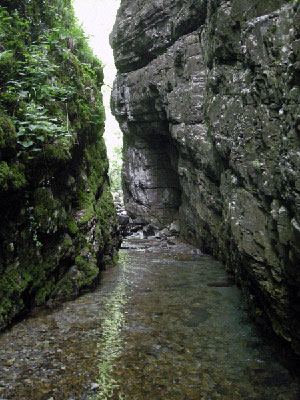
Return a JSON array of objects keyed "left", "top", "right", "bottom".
[{"left": 0, "top": 0, "right": 121, "bottom": 329}]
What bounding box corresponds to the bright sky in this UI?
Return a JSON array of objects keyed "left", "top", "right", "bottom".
[{"left": 72, "top": 0, "right": 121, "bottom": 157}]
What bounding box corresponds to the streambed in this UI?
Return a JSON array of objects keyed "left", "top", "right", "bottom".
[{"left": 0, "top": 237, "right": 299, "bottom": 399}]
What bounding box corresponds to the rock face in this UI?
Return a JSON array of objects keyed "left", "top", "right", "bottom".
[
  {"left": 0, "top": 0, "right": 121, "bottom": 329},
  {"left": 111, "top": 0, "right": 300, "bottom": 354}
]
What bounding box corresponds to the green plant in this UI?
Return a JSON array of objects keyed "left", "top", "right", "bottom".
[
  {"left": 0, "top": 2, "right": 103, "bottom": 159},
  {"left": 0, "top": 0, "right": 118, "bottom": 332},
  {"left": 15, "top": 102, "right": 71, "bottom": 153},
  {"left": 25, "top": 201, "right": 42, "bottom": 248},
  {"left": 252, "top": 160, "right": 262, "bottom": 168},
  {"left": 108, "top": 133, "right": 123, "bottom": 193}
]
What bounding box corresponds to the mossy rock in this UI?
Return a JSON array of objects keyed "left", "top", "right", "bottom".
[
  {"left": 0, "top": 0, "right": 121, "bottom": 330},
  {"left": 0, "top": 113, "right": 17, "bottom": 149},
  {"left": 0, "top": 161, "right": 26, "bottom": 191},
  {"left": 66, "top": 216, "right": 79, "bottom": 235}
]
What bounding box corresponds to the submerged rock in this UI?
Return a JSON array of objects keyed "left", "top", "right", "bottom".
[
  {"left": 143, "top": 224, "right": 157, "bottom": 237},
  {"left": 111, "top": 0, "right": 300, "bottom": 355},
  {"left": 118, "top": 214, "right": 130, "bottom": 226},
  {"left": 170, "top": 220, "right": 180, "bottom": 235}
]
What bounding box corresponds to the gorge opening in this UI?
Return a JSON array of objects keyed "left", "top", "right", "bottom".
[{"left": 0, "top": 0, "right": 300, "bottom": 398}]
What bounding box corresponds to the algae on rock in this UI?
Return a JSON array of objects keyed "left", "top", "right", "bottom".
[{"left": 0, "top": 0, "right": 121, "bottom": 329}]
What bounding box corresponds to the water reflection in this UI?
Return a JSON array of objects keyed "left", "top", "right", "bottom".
[
  {"left": 0, "top": 237, "right": 299, "bottom": 399},
  {"left": 92, "top": 253, "right": 130, "bottom": 399},
  {"left": 91, "top": 242, "right": 299, "bottom": 400}
]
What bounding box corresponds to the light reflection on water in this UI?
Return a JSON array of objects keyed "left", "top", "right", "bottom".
[
  {"left": 92, "top": 244, "right": 300, "bottom": 400},
  {"left": 0, "top": 238, "right": 299, "bottom": 399},
  {"left": 92, "top": 253, "right": 130, "bottom": 399}
]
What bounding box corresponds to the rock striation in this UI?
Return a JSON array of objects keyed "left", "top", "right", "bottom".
[
  {"left": 0, "top": 0, "right": 121, "bottom": 329},
  {"left": 111, "top": 0, "right": 300, "bottom": 354}
]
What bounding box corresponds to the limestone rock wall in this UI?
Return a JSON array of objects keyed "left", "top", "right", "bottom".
[
  {"left": 0, "top": 0, "right": 121, "bottom": 329},
  {"left": 111, "top": 0, "right": 300, "bottom": 354}
]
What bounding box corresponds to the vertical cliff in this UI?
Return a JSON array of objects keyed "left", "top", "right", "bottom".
[
  {"left": 0, "top": 0, "right": 121, "bottom": 329},
  {"left": 111, "top": 0, "right": 300, "bottom": 354}
]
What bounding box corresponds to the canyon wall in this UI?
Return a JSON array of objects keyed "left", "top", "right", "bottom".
[
  {"left": 111, "top": 0, "right": 300, "bottom": 354},
  {"left": 0, "top": 0, "right": 121, "bottom": 329}
]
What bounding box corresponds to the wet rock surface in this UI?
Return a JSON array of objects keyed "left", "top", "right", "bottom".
[
  {"left": 111, "top": 0, "right": 300, "bottom": 354},
  {"left": 113, "top": 191, "right": 179, "bottom": 239},
  {"left": 0, "top": 237, "right": 299, "bottom": 399}
]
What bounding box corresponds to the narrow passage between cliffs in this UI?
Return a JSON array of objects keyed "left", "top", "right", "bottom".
[{"left": 0, "top": 235, "right": 299, "bottom": 399}]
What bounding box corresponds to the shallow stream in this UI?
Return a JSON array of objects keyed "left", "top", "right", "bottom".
[{"left": 0, "top": 237, "right": 299, "bottom": 399}]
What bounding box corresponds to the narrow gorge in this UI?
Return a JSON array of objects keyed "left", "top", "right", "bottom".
[
  {"left": 111, "top": 0, "right": 300, "bottom": 356},
  {"left": 0, "top": 0, "right": 300, "bottom": 398}
]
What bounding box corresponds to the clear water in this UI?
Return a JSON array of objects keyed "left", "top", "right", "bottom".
[{"left": 0, "top": 237, "right": 299, "bottom": 399}]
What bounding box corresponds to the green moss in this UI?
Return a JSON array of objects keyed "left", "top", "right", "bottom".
[
  {"left": 95, "top": 225, "right": 105, "bottom": 249},
  {"left": 113, "top": 252, "right": 119, "bottom": 265},
  {"left": 75, "top": 254, "right": 99, "bottom": 287},
  {"left": 75, "top": 255, "right": 87, "bottom": 267},
  {"left": 0, "top": 298, "right": 12, "bottom": 328},
  {"left": 0, "top": 113, "right": 17, "bottom": 149},
  {"left": 0, "top": 161, "right": 26, "bottom": 190},
  {"left": 53, "top": 273, "right": 74, "bottom": 299},
  {"left": 35, "top": 278, "right": 55, "bottom": 306},
  {"left": 32, "top": 187, "right": 60, "bottom": 233},
  {"left": 0, "top": 162, "right": 13, "bottom": 190},
  {"left": 96, "top": 186, "right": 118, "bottom": 238},
  {"left": 0, "top": 262, "right": 33, "bottom": 321},
  {"left": 0, "top": 0, "right": 120, "bottom": 330},
  {"left": 33, "top": 187, "right": 55, "bottom": 211},
  {"left": 66, "top": 216, "right": 79, "bottom": 235},
  {"left": 61, "top": 235, "right": 73, "bottom": 252},
  {"left": 78, "top": 203, "right": 95, "bottom": 225},
  {"left": 42, "top": 143, "right": 72, "bottom": 163},
  {"left": 84, "top": 140, "right": 108, "bottom": 188},
  {"left": 24, "top": 258, "right": 58, "bottom": 297}
]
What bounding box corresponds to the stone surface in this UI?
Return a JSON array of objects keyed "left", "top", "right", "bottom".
[
  {"left": 143, "top": 224, "right": 156, "bottom": 237},
  {"left": 111, "top": 0, "right": 300, "bottom": 355},
  {"left": 110, "top": 0, "right": 208, "bottom": 73},
  {"left": 118, "top": 214, "right": 130, "bottom": 226}
]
